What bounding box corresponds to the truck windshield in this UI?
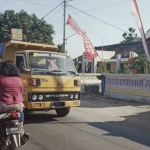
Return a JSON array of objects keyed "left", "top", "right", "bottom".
[{"left": 28, "top": 52, "right": 76, "bottom": 73}]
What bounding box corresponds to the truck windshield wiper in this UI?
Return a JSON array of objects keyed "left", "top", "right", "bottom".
[
  {"left": 66, "top": 71, "right": 77, "bottom": 75},
  {"left": 41, "top": 70, "right": 77, "bottom": 75},
  {"left": 51, "top": 70, "right": 63, "bottom": 72},
  {"left": 41, "top": 70, "right": 63, "bottom": 75}
]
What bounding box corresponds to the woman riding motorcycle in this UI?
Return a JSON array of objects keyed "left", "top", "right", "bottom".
[{"left": 0, "top": 60, "right": 29, "bottom": 144}]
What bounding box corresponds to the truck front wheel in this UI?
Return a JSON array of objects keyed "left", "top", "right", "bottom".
[{"left": 55, "top": 108, "right": 70, "bottom": 117}]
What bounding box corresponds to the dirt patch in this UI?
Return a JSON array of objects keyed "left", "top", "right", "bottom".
[{"left": 79, "top": 95, "right": 150, "bottom": 135}]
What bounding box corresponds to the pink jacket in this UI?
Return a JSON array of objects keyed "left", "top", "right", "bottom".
[{"left": 0, "top": 76, "right": 24, "bottom": 104}]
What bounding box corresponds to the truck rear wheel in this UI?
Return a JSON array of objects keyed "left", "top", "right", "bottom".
[{"left": 55, "top": 108, "right": 70, "bottom": 117}]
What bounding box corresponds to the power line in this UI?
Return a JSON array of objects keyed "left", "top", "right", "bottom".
[
  {"left": 19, "top": 0, "right": 58, "bottom": 5},
  {"left": 0, "top": 0, "right": 9, "bottom": 3},
  {"left": 68, "top": 7, "right": 113, "bottom": 44},
  {"left": 81, "top": 0, "right": 131, "bottom": 13},
  {"left": 0, "top": 0, "right": 14, "bottom": 7},
  {"left": 30, "top": 0, "right": 60, "bottom": 2},
  {"left": 69, "top": 4, "right": 128, "bottom": 33},
  {"left": 52, "top": 18, "right": 63, "bottom": 25},
  {"left": 73, "top": 0, "right": 89, "bottom": 6},
  {"left": 18, "top": 0, "right": 58, "bottom": 7},
  {"left": 49, "top": 15, "right": 63, "bottom": 23},
  {"left": 75, "top": 19, "right": 150, "bottom": 26},
  {"left": 42, "top": 1, "right": 63, "bottom": 19},
  {"left": 47, "top": 5, "right": 63, "bottom": 21}
]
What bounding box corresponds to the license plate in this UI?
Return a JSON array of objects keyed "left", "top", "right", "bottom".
[
  {"left": 36, "top": 103, "right": 41, "bottom": 107},
  {"left": 51, "top": 102, "right": 65, "bottom": 107},
  {"left": 73, "top": 101, "right": 78, "bottom": 105},
  {"left": 6, "top": 127, "right": 21, "bottom": 135}
]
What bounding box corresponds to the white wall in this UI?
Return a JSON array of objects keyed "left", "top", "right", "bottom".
[
  {"left": 82, "top": 51, "right": 117, "bottom": 73},
  {"left": 104, "top": 74, "right": 150, "bottom": 103},
  {"left": 93, "top": 51, "right": 115, "bottom": 73},
  {"left": 95, "top": 51, "right": 115, "bottom": 60}
]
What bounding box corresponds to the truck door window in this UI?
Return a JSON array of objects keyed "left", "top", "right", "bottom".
[{"left": 16, "top": 55, "right": 26, "bottom": 69}]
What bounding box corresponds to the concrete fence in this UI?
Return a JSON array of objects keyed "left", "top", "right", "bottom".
[
  {"left": 103, "top": 74, "right": 150, "bottom": 103},
  {"left": 79, "top": 73, "right": 101, "bottom": 95}
]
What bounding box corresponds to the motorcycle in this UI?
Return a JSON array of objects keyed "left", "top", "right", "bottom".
[{"left": 0, "top": 111, "right": 23, "bottom": 150}]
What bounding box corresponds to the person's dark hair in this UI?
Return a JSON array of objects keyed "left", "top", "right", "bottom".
[
  {"left": 1, "top": 60, "right": 19, "bottom": 77},
  {"left": 5, "top": 60, "right": 13, "bottom": 64}
]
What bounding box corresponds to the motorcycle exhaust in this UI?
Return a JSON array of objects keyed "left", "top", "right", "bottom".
[{"left": 10, "top": 134, "right": 21, "bottom": 147}]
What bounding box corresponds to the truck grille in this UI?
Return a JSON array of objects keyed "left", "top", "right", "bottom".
[{"left": 28, "top": 92, "right": 80, "bottom": 102}]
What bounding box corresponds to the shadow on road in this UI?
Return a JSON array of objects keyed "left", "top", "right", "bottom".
[
  {"left": 80, "top": 95, "right": 149, "bottom": 108},
  {"left": 88, "top": 111, "right": 150, "bottom": 147},
  {"left": 25, "top": 111, "right": 150, "bottom": 147},
  {"left": 24, "top": 113, "right": 59, "bottom": 124}
]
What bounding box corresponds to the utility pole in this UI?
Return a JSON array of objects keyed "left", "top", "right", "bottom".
[
  {"left": 63, "top": 0, "right": 66, "bottom": 53},
  {"left": 102, "top": 40, "right": 103, "bottom": 72},
  {"left": 102, "top": 40, "right": 103, "bottom": 62}
]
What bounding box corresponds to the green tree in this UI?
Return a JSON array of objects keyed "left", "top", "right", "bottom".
[
  {"left": 123, "top": 64, "right": 129, "bottom": 74},
  {"left": 57, "top": 44, "right": 64, "bottom": 53},
  {"left": 57, "top": 44, "right": 68, "bottom": 53},
  {"left": 0, "top": 10, "right": 55, "bottom": 44},
  {"left": 102, "top": 61, "right": 108, "bottom": 73},
  {"left": 132, "top": 54, "right": 150, "bottom": 74},
  {"left": 117, "top": 69, "right": 123, "bottom": 73},
  {"left": 117, "top": 64, "right": 129, "bottom": 74},
  {"left": 121, "top": 27, "right": 138, "bottom": 43},
  {"left": 57, "top": 44, "right": 63, "bottom": 53}
]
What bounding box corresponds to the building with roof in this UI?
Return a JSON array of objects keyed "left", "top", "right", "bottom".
[
  {"left": 74, "top": 31, "right": 150, "bottom": 73},
  {"left": 95, "top": 37, "right": 150, "bottom": 73}
]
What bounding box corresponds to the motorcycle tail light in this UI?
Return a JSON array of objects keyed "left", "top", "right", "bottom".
[{"left": 9, "top": 112, "right": 19, "bottom": 119}]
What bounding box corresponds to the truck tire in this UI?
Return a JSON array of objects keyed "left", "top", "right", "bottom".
[{"left": 55, "top": 108, "right": 70, "bottom": 117}]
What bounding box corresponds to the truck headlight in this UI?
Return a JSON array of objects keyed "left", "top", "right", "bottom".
[
  {"left": 32, "top": 95, "right": 37, "bottom": 101},
  {"left": 38, "top": 95, "right": 44, "bottom": 101},
  {"left": 69, "top": 94, "right": 74, "bottom": 100},
  {"left": 74, "top": 94, "right": 79, "bottom": 99}
]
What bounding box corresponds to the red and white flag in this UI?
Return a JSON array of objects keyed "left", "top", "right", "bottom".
[
  {"left": 66, "top": 15, "right": 98, "bottom": 60},
  {"left": 131, "top": 0, "right": 150, "bottom": 62}
]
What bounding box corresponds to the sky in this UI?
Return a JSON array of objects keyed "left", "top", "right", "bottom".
[{"left": 0, "top": 0, "right": 150, "bottom": 59}]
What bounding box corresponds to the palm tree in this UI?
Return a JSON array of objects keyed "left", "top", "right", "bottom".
[
  {"left": 121, "top": 27, "right": 138, "bottom": 43},
  {"left": 132, "top": 54, "right": 150, "bottom": 74}
]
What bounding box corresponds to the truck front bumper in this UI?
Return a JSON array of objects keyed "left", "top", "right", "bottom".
[{"left": 24, "top": 100, "right": 81, "bottom": 110}]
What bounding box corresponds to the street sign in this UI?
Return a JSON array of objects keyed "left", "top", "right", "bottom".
[{"left": 11, "top": 28, "right": 23, "bottom": 41}]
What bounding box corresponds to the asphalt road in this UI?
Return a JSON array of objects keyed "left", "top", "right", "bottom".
[{"left": 20, "top": 96, "right": 150, "bottom": 150}]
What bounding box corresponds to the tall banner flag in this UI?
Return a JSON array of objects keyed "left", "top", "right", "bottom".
[
  {"left": 131, "top": 0, "right": 150, "bottom": 62},
  {"left": 66, "top": 15, "right": 98, "bottom": 60}
]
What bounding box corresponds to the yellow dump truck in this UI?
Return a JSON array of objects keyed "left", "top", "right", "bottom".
[{"left": 0, "top": 40, "right": 81, "bottom": 117}]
